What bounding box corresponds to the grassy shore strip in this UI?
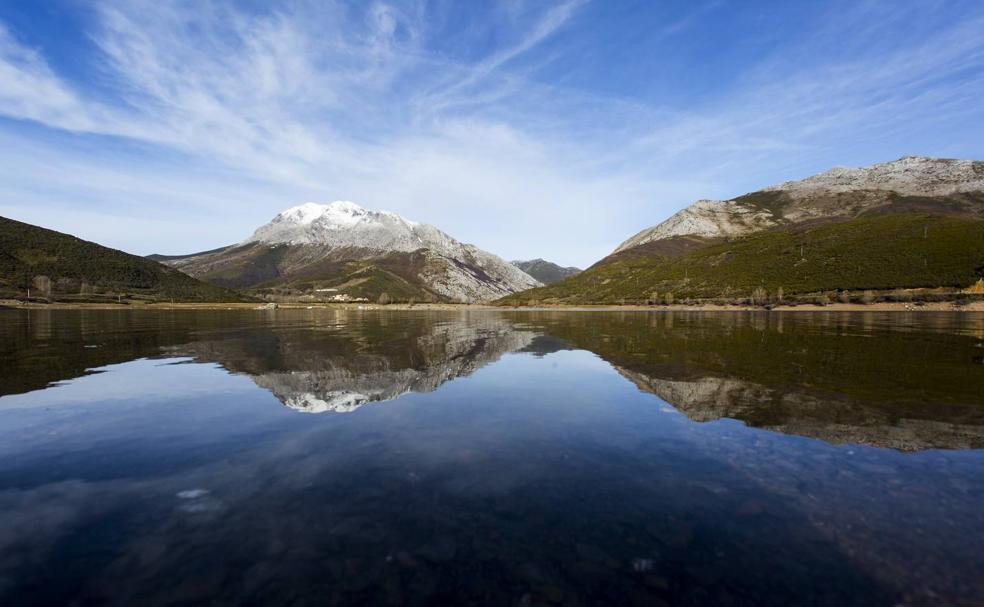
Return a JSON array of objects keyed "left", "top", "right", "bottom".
[{"left": 2, "top": 299, "right": 982, "bottom": 312}]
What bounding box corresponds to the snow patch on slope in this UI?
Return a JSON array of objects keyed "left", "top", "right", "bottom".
[{"left": 247, "top": 201, "right": 435, "bottom": 250}]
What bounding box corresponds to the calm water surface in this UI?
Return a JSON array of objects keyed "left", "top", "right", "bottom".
[{"left": 1, "top": 309, "right": 983, "bottom": 606}]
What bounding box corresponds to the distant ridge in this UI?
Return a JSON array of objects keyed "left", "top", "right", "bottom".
[{"left": 511, "top": 259, "right": 581, "bottom": 285}]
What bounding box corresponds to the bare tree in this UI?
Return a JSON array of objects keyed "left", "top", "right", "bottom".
[{"left": 377, "top": 292, "right": 392, "bottom": 305}]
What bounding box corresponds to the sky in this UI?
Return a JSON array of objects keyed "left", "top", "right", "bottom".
[{"left": 0, "top": 1, "right": 983, "bottom": 268}]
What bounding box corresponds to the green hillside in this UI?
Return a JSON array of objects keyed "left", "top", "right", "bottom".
[
  {"left": 498, "top": 214, "right": 984, "bottom": 304},
  {"left": 0, "top": 216, "right": 251, "bottom": 303},
  {"left": 173, "top": 243, "right": 443, "bottom": 302},
  {"left": 248, "top": 260, "right": 441, "bottom": 303}
]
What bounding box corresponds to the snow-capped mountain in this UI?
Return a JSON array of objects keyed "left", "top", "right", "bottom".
[
  {"left": 614, "top": 156, "right": 984, "bottom": 253},
  {"left": 158, "top": 201, "right": 540, "bottom": 303},
  {"left": 248, "top": 201, "right": 461, "bottom": 253}
]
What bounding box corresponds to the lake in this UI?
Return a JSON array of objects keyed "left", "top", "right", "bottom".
[{"left": 1, "top": 309, "right": 982, "bottom": 606}]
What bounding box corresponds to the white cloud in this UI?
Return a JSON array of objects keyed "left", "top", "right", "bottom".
[
  {"left": 0, "top": 1, "right": 982, "bottom": 267},
  {"left": 0, "top": 23, "right": 96, "bottom": 131}
]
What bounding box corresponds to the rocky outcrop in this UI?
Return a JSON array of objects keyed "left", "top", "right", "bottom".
[{"left": 614, "top": 156, "right": 984, "bottom": 254}]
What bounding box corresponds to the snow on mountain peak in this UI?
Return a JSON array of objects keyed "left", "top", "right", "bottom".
[
  {"left": 247, "top": 201, "right": 428, "bottom": 248},
  {"left": 281, "top": 202, "right": 332, "bottom": 224},
  {"left": 274, "top": 201, "right": 404, "bottom": 228}
]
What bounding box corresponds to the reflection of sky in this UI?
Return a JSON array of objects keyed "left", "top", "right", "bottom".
[
  {"left": 0, "top": 358, "right": 255, "bottom": 409},
  {"left": 1, "top": 346, "right": 983, "bottom": 605}
]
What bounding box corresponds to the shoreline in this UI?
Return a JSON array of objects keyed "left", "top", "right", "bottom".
[{"left": 2, "top": 300, "right": 982, "bottom": 312}]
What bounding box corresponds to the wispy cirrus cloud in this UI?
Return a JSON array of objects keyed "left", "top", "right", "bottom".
[
  {"left": 0, "top": 0, "right": 982, "bottom": 266},
  {"left": 0, "top": 22, "right": 96, "bottom": 131}
]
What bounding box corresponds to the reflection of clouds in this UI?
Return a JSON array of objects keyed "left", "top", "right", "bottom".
[
  {"left": 0, "top": 342, "right": 979, "bottom": 605},
  {"left": 176, "top": 488, "right": 223, "bottom": 514},
  {"left": 0, "top": 479, "right": 128, "bottom": 571},
  {"left": 0, "top": 358, "right": 250, "bottom": 411},
  {"left": 3, "top": 311, "right": 984, "bottom": 604}
]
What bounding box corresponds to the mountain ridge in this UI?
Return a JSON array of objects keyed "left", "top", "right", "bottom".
[
  {"left": 158, "top": 201, "right": 540, "bottom": 303},
  {"left": 499, "top": 156, "right": 984, "bottom": 305},
  {"left": 615, "top": 156, "right": 984, "bottom": 254}
]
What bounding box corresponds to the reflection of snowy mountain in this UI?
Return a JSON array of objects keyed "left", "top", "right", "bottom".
[
  {"left": 256, "top": 327, "right": 533, "bottom": 413},
  {"left": 158, "top": 310, "right": 984, "bottom": 448},
  {"left": 170, "top": 315, "right": 533, "bottom": 413}
]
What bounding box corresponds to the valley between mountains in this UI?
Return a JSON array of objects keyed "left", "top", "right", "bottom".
[{"left": 2, "top": 156, "right": 983, "bottom": 306}]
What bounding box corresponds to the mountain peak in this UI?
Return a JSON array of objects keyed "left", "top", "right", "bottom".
[
  {"left": 278, "top": 201, "right": 365, "bottom": 225},
  {"left": 247, "top": 201, "right": 424, "bottom": 247},
  {"left": 273, "top": 201, "right": 412, "bottom": 229}
]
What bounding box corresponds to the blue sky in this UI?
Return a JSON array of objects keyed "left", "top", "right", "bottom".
[{"left": 0, "top": 0, "right": 982, "bottom": 267}]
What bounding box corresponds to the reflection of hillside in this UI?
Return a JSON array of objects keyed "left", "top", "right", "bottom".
[
  {"left": 4, "top": 308, "right": 983, "bottom": 450},
  {"left": 618, "top": 368, "right": 984, "bottom": 451},
  {"left": 522, "top": 312, "right": 984, "bottom": 451},
  {"left": 0, "top": 309, "right": 202, "bottom": 396},
  {"left": 169, "top": 313, "right": 533, "bottom": 412}
]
